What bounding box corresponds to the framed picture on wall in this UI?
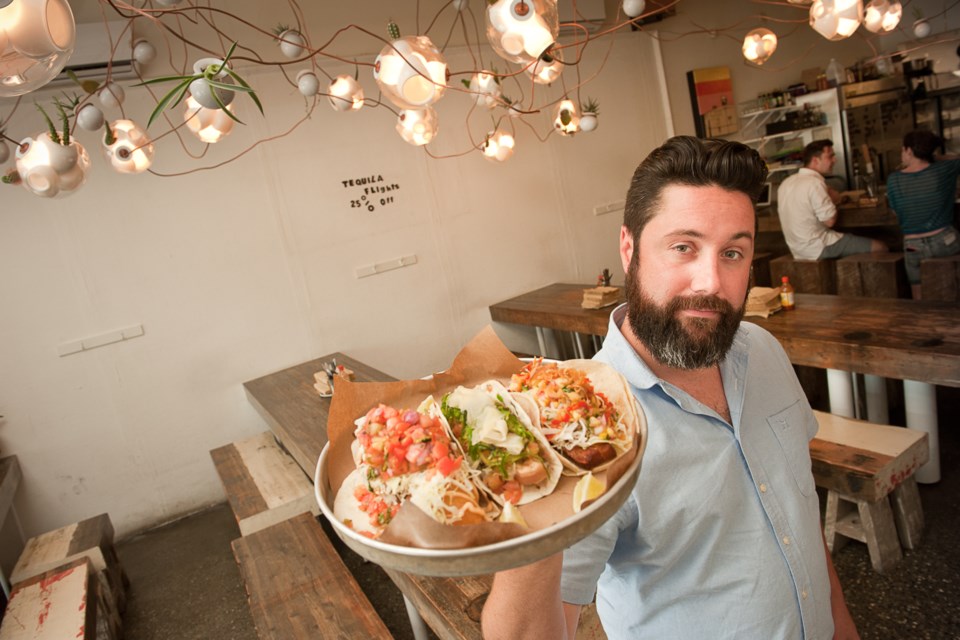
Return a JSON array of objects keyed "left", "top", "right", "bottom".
[{"left": 686, "top": 66, "right": 737, "bottom": 138}]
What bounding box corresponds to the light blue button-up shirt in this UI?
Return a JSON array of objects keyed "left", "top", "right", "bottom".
[{"left": 561, "top": 305, "right": 834, "bottom": 639}]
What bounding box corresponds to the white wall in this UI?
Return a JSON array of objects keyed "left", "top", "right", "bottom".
[{"left": 0, "top": 4, "right": 669, "bottom": 538}]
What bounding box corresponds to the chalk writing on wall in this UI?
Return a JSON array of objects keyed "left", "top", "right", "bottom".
[{"left": 341, "top": 174, "right": 400, "bottom": 212}]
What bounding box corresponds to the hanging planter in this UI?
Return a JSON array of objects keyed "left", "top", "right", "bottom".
[
  {"left": 579, "top": 98, "right": 600, "bottom": 132},
  {"left": 275, "top": 27, "right": 307, "bottom": 59},
  {"left": 102, "top": 119, "right": 154, "bottom": 174},
  {"left": 374, "top": 24, "right": 448, "bottom": 110},
  {"left": 553, "top": 98, "right": 580, "bottom": 136},
  {"left": 486, "top": 0, "right": 558, "bottom": 66},
  {"left": 138, "top": 43, "right": 262, "bottom": 128}
]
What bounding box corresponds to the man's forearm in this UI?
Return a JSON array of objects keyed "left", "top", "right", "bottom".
[
  {"left": 482, "top": 553, "right": 573, "bottom": 640},
  {"left": 822, "top": 531, "right": 859, "bottom": 639}
]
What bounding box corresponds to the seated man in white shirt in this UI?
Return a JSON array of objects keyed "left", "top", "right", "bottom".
[{"left": 777, "top": 139, "right": 887, "bottom": 260}]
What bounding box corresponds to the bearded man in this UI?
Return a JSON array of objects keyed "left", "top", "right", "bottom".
[{"left": 482, "top": 136, "right": 859, "bottom": 640}]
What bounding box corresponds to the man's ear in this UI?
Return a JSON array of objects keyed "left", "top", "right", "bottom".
[{"left": 619, "top": 226, "right": 634, "bottom": 274}]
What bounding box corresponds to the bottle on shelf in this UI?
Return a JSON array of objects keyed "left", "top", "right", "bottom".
[{"left": 780, "top": 276, "right": 796, "bottom": 311}]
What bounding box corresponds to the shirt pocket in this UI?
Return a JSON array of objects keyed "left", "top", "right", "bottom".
[{"left": 767, "top": 401, "right": 817, "bottom": 496}]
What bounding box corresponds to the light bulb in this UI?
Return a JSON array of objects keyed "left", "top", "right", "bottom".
[
  {"left": 469, "top": 71, "right": 502, "bottom": 109},
  {"left": 396, "top": 108, "right": 438, "bottom": 146},
  {"left": 525, "top": 48, "right": 563, "bottom": 84},
  {"left": 102, "top": 119, "right": 154, "bottom": 174},
  {"left": 15, "top": 132, "right": 90, "bottom": 197},
  {"left": 622, "top": 0, "right": 646, "bottom": 18},
  {"left": 554, "top": 99, "right": 580, "bottom": 136},
  {"left": 0, "top": 0, "right": 76, "bottom": 97},
  {"left": 481, "top": 129, "right": 515, "bottom": 162},
  {"left": 183, "top": 96, "right": 234, "bottom": 144},
  {"left": 809, "top": 0, "right": 863, "bottom": 41},
  {"left": 374, "top": 36, "right": 448, "bottom": 110},
  {"left": 742, "top": 28, "right": 777, "bottom": 64},
  {"left": 485, "top": 0, "right": 558, "bottom": 65},
  {"left": 328, "top": 75, "right": 364, "bottom": 112}
]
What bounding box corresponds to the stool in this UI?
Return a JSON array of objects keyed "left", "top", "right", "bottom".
[
  {"left": 920, "top": 254, "right": 960, "bottom": 301},
  {"left": 751, "top": 252, "right": 773, "bottom": 287},
  {"left": 769, "top": 255, "right": 836, "bottom": 293},
  {"left": 210, "top": 431, "right": 318, "bottom": 536},
  {"left": 810, "top": 411, "right": 928, "bottom": 573},
  {"left": 11, "top": 513, "right": 127, "bottom": 617},
  {"left": 836, "top": 252, "right": 907, "bottom": 298},
  {"left": 0, "top": 557, "right": 117, "bottom": 640}
]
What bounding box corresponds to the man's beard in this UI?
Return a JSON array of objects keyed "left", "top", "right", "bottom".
[{"left": 625, "top": 252, "right": 745, "bottom": 370}]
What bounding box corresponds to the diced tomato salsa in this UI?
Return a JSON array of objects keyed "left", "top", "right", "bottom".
[{"left": 356, "top": 403, "right": 462, "bottom": 481}]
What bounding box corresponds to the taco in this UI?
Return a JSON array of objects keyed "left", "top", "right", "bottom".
[
  {"left": 440, "top": 380, "right": 562, "bottom": 506},
  {"left": 508, "top": 358, "right": 637, "bottom": 473},
  {"left": 334, "top": 397, "right": 495, "bottom": 537}
]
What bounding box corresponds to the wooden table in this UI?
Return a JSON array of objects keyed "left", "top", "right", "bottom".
[
  {"left": 490, "top": 284, "right": 960, "bottom": 482},
  {"left": 244, "top": 354, "right": 487, "bottom": 640}
]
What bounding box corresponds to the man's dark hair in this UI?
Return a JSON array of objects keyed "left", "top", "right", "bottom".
[
  {"left": 622, "top": 136, "right": 768, "bottom": 241},
  {"left": 802, "top": 139, "right": 833, "bottom": 166},
  {"left": 903, "top": 130, "right": 942, "bottom": 163}
]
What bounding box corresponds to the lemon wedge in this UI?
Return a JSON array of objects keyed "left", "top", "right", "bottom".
[
  {"left": 572, "top": 472, "right": 606, "bottom": 513},
  {"left": 498, "top": 502, "right": 529, "bottom": 528}
]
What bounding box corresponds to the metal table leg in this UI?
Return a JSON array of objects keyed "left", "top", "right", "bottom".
[
  {"left": 904, "top": 380, "right": 940, "bottom": 484},
  {"left": 826, "top": 369, "right": 856, "bottom": 419},
  {"left": 864, "top": 374, "right": 889, "bottom": 425},
  {"left": 573, "top": 333, "right": 586, "bottom": 359},
  {"left": 403, "top": 595, "right": 430, "bottom": 640},
  {"left": 535, "top": 327, "right": 547, "bottom": 357}
]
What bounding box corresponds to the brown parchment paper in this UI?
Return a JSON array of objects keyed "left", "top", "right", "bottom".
[{"left": 325, "top": 325, "right": 640, "bottom": 550}]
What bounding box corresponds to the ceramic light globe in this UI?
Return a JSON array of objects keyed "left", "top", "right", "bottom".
[
  {"left": 396, "top": 108, "right": 438, "bottom": 146},
  {"left": 486, "top": 0, "right": 558, "bottom": 66},
  {"left": 75, "top": 103, "right": 104, "bottom": 131},
  {"left": 525, "top": 49, "right": 563, "bottom": 84},
  {"left": 579, "top": 111, "right": 598, "bottom": 132},
  {"left": 481, "top": 129, "right": 515, "bottom": 162},
  {"left": 99, "top": 81, "right": 125, "bottom": 109},
  {"left": 14, "top": 132, "right": 90, "bottom": 198},
  {"left": 553, "top": 99, "right": 580, "bottom": 136},
  {"left": 742, "top": 28, "right": 777, "bottom": 65},
  {"left": 102, "top": 119, "right": 154, "bottom": 174},
  {"left": 0, "top": 139, "right": 8, "bottom": 164},
  {"left": 184, "top": 95, "right": 234, "bottom": 143},
  {"left": 622, "top": 0, "right": 646, "bottom": 18},
  {"left": 374, "top": 36, "right": 448, "bottom": 110},
  {"left": 912, "top": 19, "right": 931, "bottom": 39},
  {"left": 296, "top": 69, "right": 319, "bottom": 96},
  {"left": 277, "top": 29, "right": 306, "bottom": 59},
  {"left": 863, "top": 0, "right": 902, "bottom": 32},
  {"left": 328, "top": 74, "right": 364, "bottom": 111},
  {"left": 0, "top": 0, "right": 76, "bottom": 97},
  {"left": 809, "top": 0, "right": 863, "bottom": 41},
  {"left": 133, "top": 39, "right": 156, "bottom": 65},
  {"left": 470, "top": 71, "right": 501, "bottom": 109}
]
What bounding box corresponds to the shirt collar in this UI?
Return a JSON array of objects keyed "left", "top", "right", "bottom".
[{"left": 797, "top": 167, "right": 825, "bottom": 181}]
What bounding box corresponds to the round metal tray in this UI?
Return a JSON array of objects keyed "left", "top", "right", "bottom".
[{"left": 314, "top": 437, "right": 644, "bottom": 577}]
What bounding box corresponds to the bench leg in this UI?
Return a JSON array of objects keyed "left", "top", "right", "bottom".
[
  {"left": 404, "top": 594, "right": 431, "bottom": 640},
  {"left": 824, "top": 491, "right": 853, "bottom": 553},
  {"left": 857, "top": 498, "right": 903, "bottom": 574},
  {"left": 891, "top": 477, "right": 924, "bottom": 550}
]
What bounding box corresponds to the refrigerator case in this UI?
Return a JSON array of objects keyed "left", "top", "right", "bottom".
[
  {"left": 840, "top": 78, "right": 913, "bottom": 186},
  {"left": 913, "top": 87, "right": 960, "bottom": 156}
]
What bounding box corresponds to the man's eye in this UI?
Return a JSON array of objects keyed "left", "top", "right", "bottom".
[
  {"left": 673, "top": 244, "right": 692, "bottom": 253},
  {"left": 723, "top": 249, "right": 745, "bottom": 260}
]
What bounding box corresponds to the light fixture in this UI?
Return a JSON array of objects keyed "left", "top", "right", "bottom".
[
  {"left": 486, "top": 0, "right": 558, "bottom": 66},
  {"left": 98, "top": 81, "right": 125, "bottom": 109},
  {"left": 0, "top": 0, "right": 76, "bottom": 97},
  {"left": 133, "top": 39, "right": 156, "bottom": 66},
  {"left": 396, "top": 108, "right": 438, "bottom": 146},
  {"left": 481, "top": 129, "right": 515, "bottom": 162},
  {"left": 553, "top": 99, "right": 580, "bottom": 136},
  {"left": 622, "top": 0, "right": 646, "bottom": 18},
  {"left": 742, "top": 28, "right": 778, "bottom": 65},
  {"left": 14, "top": 131, "right": 90, "bottom": 197},
  {"left": 328, "top": 74, "right": 364, "bottom": 111},
  {"left": 75, "top": 103, "right": 104, "bottom": 131},
  {"left": 863, "top": 0, "right": 902, "bottom": 32},
  {"left": 374, "top": 35, "right": 448, "bottom": 110},
  {"left": 296, "top": 69, "right": 319, "bottom": 96},
  {"left": 102, "top": 119, "right": 154, "bottom": 174},
  {"left": 184, "top": 96, "right": 234, "bottom": 144},
  {"left": 525, "top": 48, "right": 563, "bottom": 84},
  {"left": 809, "top": 0, "right": 863, "bottom": 41},
  {"left": 277, "top": 29, "right": 306, "bottom": 59},
  {"left": 469, "top": 71, "right": 502, "bottom": 109}
]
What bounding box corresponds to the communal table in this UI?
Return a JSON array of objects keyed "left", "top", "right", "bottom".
[
  {"left": 490, "top": 284, "right": 960, "bottom": 482},
  {"left": 244, "top": 354, "right": 487, "bottom": 640}
]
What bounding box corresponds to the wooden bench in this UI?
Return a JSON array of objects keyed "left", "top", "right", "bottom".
[
  {"left": 769, "top": 255, "right": 836, "bottom": 294},
  {"left": 810, "top": 410, "right": 928, "bottom": 573},
  {"left": 210, "top": 431, "right": 318, "bottom": 536},
  {"left": 836, "top": 252, "right": 908, "bottom": 298},
  {"left": 0, "top": 557, "right": 116, "bottom": 640},
  {"left": 10, "top": 513, "right": 128, "bottom": 627},
  {"left": 920, "top": 254, "right": 960, "bottom": 301},
  {"left": 751, "top": 252, "right": 774, "bottom": 288},
  {"left": 232, "top": 512, "right": 392, "bottom": 639}
]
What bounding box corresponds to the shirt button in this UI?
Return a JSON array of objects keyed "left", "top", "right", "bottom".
[
  {"left": 801, "top": 590, "right": 808, "bottom": 600},
  {"left": 759, "top": 483, "right": 767, "bottom": 493},
  {"left": 783, "top": 536, "right": 791, "bottom": 545}
]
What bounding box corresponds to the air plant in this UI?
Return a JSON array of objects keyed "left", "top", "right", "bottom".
[{"left": 137, "top": 42, "right": 263, "bottom": 128}]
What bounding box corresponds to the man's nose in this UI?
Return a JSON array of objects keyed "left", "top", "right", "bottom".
[{"left": 690, "top": 256, "right": 722, "bottom": 294}]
